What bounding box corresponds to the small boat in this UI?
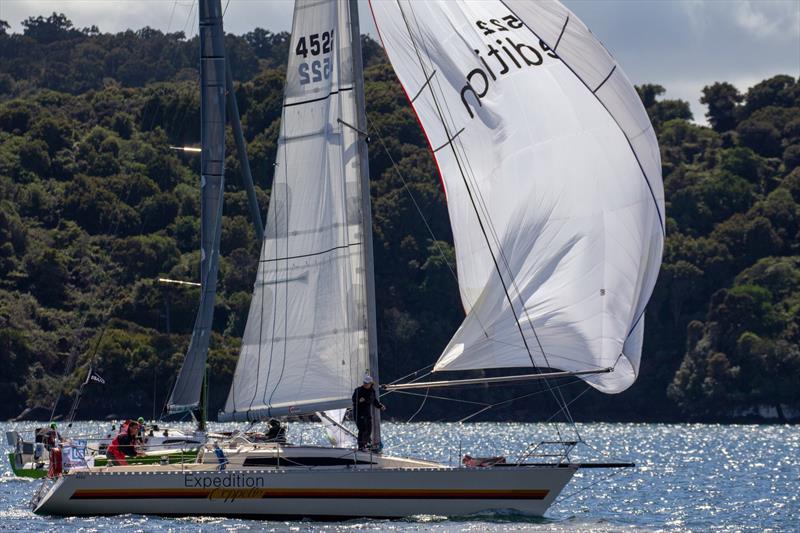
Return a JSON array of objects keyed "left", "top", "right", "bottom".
[
  {"left": 6, "top": 427, "right": 201, "bottom": 479},
  {"left": 33, "top": 0, "right": 663, "bottom": 519}
]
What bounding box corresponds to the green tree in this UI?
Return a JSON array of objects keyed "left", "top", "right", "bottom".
[
  {"left": 701, "top": 82, "right": 743, "bottom": 132},
  {"left": 24, "top": 248, "right": 70, "bottom": 306},
  {"left": 21, "top": 12, "right": 78, "bottom": 44}
]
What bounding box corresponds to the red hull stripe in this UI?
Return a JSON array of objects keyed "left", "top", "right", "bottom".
[{"left": 70, "top": 488, "right": 549, "bottom": 500}]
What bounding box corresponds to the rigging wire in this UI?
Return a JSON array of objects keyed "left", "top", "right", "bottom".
[
  {"left": 166, "top": 0, "right": 179, "bottom": 33},
  {"left": 405, "top": 387, "right": 430, "bottom": 423},
  {"left": 54, "top": 1, "right": 204, "bottom": 429},
  {"left": 385, "top": 363, "right": 434, "bottom": 386},
  {"left": 181, "top": 1, "right": 197, "bottom": 35},
  {"left": 54, "top": 119, "right": 149, "bottom": 427},
  {"left": 377, "top": 377, "right": 587, "bottom": 459},
  {"left": 367, "top": 114, "right": 490, "bottom": 342},
  {"left": 367, "top": 98, "right": 600, "bottom": 431},
  {"left": 368, "top": 59, "right": 592, "bottom": 431},
  {"left": 403, "top": 3, "right": 578, "bottom": 436},
  {"left": 513, "top": 383, "right": 595, "bottom": 464},
  {"left": 405, "top": 377, "right": 587, "bottom": 425},
  {"left": 391, "top": 389, "right": 489, "bottom": 407},
  {"left": 394, "top": 0, "right": 581, "bottom": 442},
  {"left": 456, "top": 378, "right": 586, "bottom": 424}
]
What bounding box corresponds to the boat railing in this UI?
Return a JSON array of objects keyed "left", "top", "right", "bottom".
[
  {"left": 516, "top": 440, "right": 578, "bottom": 465},
  {"left": 50, "top": 438, "right": 202, "bottom": 473}
]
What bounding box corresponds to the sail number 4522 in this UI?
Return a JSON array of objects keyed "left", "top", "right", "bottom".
[{"left": 296, "top": 30, "right": 334, "bottom": 85}]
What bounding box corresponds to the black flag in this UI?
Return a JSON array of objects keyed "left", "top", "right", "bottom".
[{"left": 83, "top": 368, "right": 106, "bottom": 386}]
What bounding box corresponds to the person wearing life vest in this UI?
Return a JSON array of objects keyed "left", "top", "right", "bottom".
[
  {"left": 351, "top": 375, "right": 386, "bottom": 451},
  {"left": 136, "top": 417, "right": 146, "bottom": 445},
  {"left": 106, "top": 421, "right": 142, "bottom": 466},
  {"left": 46, "top": 422, "right": 63, "bottom": 478},
  {"left": 45, "top": 422, "right": 61, "bottom": 451}
]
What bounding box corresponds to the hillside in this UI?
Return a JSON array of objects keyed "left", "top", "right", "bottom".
[{"left": 0, "top": 14, "right": 798, "bottom": 422}]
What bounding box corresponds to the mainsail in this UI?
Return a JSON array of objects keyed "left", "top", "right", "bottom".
[
  {"left": 370, "top": 0, "right": 664, "bottom": 393},
  {"left": 167, "top": 0, "right": 226, "bottom": 413},
  {"left": 220, "top": 0, "right": 374, "bottom": 421}
]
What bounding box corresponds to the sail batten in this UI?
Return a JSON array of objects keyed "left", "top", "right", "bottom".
[
  {"left": 370, "top": 0, "right": 664, "bottom": 394},
  {"left": 220, "top": 0, "right": 371, "bottom": 421}
]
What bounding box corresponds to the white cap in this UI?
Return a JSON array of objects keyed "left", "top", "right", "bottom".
[{"left": 363, "top": 375, "right": 374, "bottom": 384}]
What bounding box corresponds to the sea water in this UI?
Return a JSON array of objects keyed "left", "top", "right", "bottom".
[{"left": 1, "top": 421, "right": 797, "bottom": 531}]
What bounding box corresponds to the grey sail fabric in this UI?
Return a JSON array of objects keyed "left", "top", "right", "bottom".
[
  {"left": 370, "top": 0, "right": 664, "bottom": 394},
  {"left": 219, "top": 0, "right": 371, "bottom": 421},
  {"left": 167, "top": 0, "right": 226, "bottom": 413}
]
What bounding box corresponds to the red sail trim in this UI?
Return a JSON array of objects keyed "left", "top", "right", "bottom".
[{"left": 367, "top": 0, "right": 449, "bottom": 201}]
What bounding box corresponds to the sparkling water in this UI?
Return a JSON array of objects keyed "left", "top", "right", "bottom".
[{"left": 1, "top": 421, "right": 797, "bottom": 531}]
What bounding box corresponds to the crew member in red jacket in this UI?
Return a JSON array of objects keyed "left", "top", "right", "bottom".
[{"left": 106, "top": 421, "right": 141, "bottom": 466}]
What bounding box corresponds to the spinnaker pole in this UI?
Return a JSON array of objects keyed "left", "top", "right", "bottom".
[{"left": 382, "top": 368, "right": 614, "bottom": 391}]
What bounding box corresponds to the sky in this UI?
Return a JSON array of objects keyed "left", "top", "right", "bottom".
[{"left": 1, "top": 0, "right": 798, "bottom": 124}]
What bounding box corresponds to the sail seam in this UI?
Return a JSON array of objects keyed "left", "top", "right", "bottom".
[
  {"left": 433, "top": 127, "right": 465, "bottom": 153},
  {"left": 284, "top": 87, "right": 353, "bottom": 108},
  {"left": 259, "top": 242, "right": 362, "bottom": 263},
  {"left": 500, "top": 0, "right": 665, "bottom": 237},
  {"left": 403, "top": 6, "right": 551, "bottom": 374},
  {"left": 396, "top": 0, "right": 580, "bottom": 438},
  {"left": 394, "top": 0, "right": 542, "bottom": 371},
  {"left": 411, "top": 69, "right": 437, "bottom": 103},
  {"left": 398, "top": 2, "right": 523, "bottom": 344},
  {"left": 592, "top": 65, "right": 616, "bottom": 94},
  {"left": 554, "top": 15, "right": 569, "bottom": 51},
  {"left": 238, "top": 327, "right": 368, "bottom": 344}
]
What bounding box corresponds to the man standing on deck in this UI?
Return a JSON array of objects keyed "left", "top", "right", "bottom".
[{"left": 352, "top": 375, "right": 386, "bottom": 451}]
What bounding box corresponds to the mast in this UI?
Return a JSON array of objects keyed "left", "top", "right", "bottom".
[
  {"left": 220, "top": 0, "right": 376, "bottom": 424},
  {"left": 348, "top": 0, "right": 381, "bottom": 449},
  {"left": 166, "top": 0, "right": 226, "bottom": 416}
]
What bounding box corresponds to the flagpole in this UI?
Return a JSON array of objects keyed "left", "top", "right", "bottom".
[{"left": 64, "top": 367, "right": 106, "bottom": 432}]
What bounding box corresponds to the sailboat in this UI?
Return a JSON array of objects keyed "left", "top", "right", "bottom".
[
  {"left": 32, "top": 0, "right": 663, "bottom": 519},
  {"left": 10, "top": 0, "right": 231, "bottom": 481}
]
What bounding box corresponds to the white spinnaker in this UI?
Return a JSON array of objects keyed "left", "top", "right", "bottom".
[
  {"left": 370, "top": 0, "right": 663, "bottom": 393},
  {"left": 319, "top": 409, "right": 356, "bottom": 448},
  {"left": 221, "top": 0, "right": 369, "bottom": 421}
]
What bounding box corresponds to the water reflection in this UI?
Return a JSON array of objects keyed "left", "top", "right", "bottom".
[{"left": 1, "top": 421, "right": 797, "bottom": 531}]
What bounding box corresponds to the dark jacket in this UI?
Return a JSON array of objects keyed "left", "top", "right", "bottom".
[
  {"left": 266, "top": 424, "right": 286, "bottom": 443},
  {"left": 352, "top": 385, "right": 383, "bottom": 420}
]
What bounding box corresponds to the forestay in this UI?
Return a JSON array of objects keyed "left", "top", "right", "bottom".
[
  {"left": 370, "top": 0, "right": 664, "bottom": 393},
  {"left": 220, "top": 0, "right": 371, "bottom": 421}
]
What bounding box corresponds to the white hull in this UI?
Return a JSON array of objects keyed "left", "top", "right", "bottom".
[{"left": 33, "top": 450, "right": 576, "bottom": 518}]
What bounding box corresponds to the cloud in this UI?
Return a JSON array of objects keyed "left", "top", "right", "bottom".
[
  {"left": 564, "top": 0, "right": 798, "bottom": 124},
  {"left": 731, "top": 0, "right": 800, "bottom": 41},
  {"left": 683, "top": 0, "right": 799, "bottom": 42},
  {"left": 1, "top": 0, "right": 797, "bottom": 127}
]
